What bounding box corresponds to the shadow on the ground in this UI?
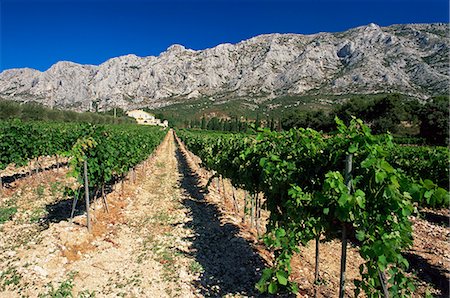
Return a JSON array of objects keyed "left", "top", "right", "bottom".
[
  {"left": 420, "top": 210, "right": 449, "bottom": 227},
  {"left": 405, "top": 252, "right": 449, "bottom": 297},
  {"left": 174, "top": 142, "right": 280, "bottom": 297},
  {"left": 1, "top": 162, "right": 68, "bottom": 187},
  {"left": 44, "top": 193, "right": 85, "bottom": 224},
  {"left": 43, "top": 178, "right": 120, "bottom": 226}
]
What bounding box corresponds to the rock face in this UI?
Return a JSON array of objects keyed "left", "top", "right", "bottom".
[{"left": 0, "top": 23, "right": 448, "bottom": 111}]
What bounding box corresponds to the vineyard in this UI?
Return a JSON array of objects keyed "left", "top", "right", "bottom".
[
  {"left": 0, "top": 118, "right": 448, "bottom": 297},
  {"left": 0, "top": 120, "right": 166, "bottom": 228},
  {"left": 0, "top": 120, "right": 165, "bottom": 183},
  {"left": 176, "top": 118, "right": 449, "bottom": 297}
]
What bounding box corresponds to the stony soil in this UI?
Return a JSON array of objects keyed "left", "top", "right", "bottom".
[
  {"left": 0, "top": 131, "right": 266, "bottom": 297},
  {"left": 176, "top": 133, "right": 450, "bottom": 298},
  {"left": 0, "top": 130, "right": 448, "bottom": 297}
]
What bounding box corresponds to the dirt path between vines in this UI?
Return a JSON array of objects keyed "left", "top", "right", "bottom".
[
  {"left": 0, "top": 131, "right": 265, "bottom": 297},
  {"left": 1, "top": 130, "right": 448, "bottom": 297}
]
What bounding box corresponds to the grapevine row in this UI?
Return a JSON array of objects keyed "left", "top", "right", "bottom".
[
  {"left": 387, "top": 144, "right": 449, "bottom": 189},
  {"left": 177, "top": 118, "right": 449, "bottom": 297},
  {"left": 1, "top": 120, "right": 166, "bottom": 193},
  {"left": 69, "top": 124, "right": 166, "bottom": 191},
  {"left": 0, "top": 120, "right": 87, "bottom": 170}
]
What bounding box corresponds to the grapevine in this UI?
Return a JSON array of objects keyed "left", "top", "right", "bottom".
[{"left": 177, "top": 118, "right": 448, "bottom": 296}]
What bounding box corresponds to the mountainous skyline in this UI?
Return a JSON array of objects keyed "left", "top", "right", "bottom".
[
  {"left": 1, "top": 23, "right": 448, "bottom": 112},
  {"left": 1, "top": 0, "right": 449, "bottom": 72}
]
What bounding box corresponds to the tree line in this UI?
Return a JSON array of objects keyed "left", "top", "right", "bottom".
[
  {"left": 0, "top": 99, "right": 134, "bottom": 124},
  {"left": 176, "top": 94, "right": 448, "bottom": 145},
  {"left": 280, "top": 94, "right": 449, "bottom": 145},
  {"left": 182, "top": 115, "right": 284, "bottom": 133}
]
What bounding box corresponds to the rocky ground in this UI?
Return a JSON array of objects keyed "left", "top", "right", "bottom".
[{"left": 0, "top": 130, "right": 448, "bottom": 297}]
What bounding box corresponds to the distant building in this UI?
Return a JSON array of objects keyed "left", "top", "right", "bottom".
[{"left": 126, "top": 110, "right": 168, "bottom": 127}]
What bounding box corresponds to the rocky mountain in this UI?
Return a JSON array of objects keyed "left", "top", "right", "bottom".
[{"left": 0, "top": 23, "right": 448, "bottom": 112}]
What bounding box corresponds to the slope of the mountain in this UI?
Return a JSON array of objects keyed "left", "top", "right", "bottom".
[{"left": 0, "top": 23, "right": 448, "bottom": 111}]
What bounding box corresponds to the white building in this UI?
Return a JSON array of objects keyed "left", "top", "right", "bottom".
[{"left": 126, "top": 110, "right": 168, "bottom": 127}]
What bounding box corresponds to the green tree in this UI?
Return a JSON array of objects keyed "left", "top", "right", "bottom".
[
  {"left": 207, "top": 117, "right": 220, "bottom": 131},
  {"left": 418, "top": 96, "right": 449, "bottom": 145},
  {"left": 332, "top": 94, "right": 420, "bottom": 135},
  {"left": 201, "top": 117, "right": 207, "bottom": 130},
  {"left": 255, "top": 113, "right": 261, "bottom": 128},
  {"left": 0, "top": 100, "right": 22, "bottom": 119},
  {"left": 281, "top": 110, "right": 334, "bottom": 132}
]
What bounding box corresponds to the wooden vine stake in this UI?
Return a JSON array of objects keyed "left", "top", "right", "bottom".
[
  {"left": 250, "top": 193, "right": 255, "bottom": 228},
  {"left": 231, "top": 185, "right": 239, "bottom": 214},
  {"left": 84, "top": 160, "right": 92, "bottom": 232},
  {"left": 314, "top": 235, "right": 320, "bottom": 283},
  {"left": 378, "top": 269, "right": 390, "bottom": 297},
  {"left": 314, "top": 235, "right": 320, "bottom": 298},
  {"left": 243, "top": 191, "right": 248, "bottom": 223},
  {"left": 70, "top": 189, "right": 79, "bottom": 221},
  {"left": 339, "top": 153, "right": 352, "bottom": 298},
  {"left": 258, "top": 195, "right": 262, "bottom": 227},
  {"left": 35, "top": 158, "right": 39, "bottom": 175},
  {"left": 101, "top": 184, "right": 109, "bottom": 213},
  {"left": 255, "top": 193, "right": 261, "bottom": 236}
]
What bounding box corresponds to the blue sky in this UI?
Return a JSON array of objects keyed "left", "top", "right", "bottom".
[{"left": 1, "top": 0, "right": 448, "bottom": 71}]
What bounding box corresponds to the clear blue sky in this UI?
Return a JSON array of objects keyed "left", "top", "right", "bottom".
[{"left": 1, "top": 0, "right": 448, "bottom": 71}]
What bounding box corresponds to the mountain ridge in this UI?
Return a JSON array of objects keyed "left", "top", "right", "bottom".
[{"left": 1, "top": 22, "right": 448, "bottom": 112}]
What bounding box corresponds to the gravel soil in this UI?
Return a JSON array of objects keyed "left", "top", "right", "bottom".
[
  {"left": 0, "top": 131, "right": 267, "bottom": 297},
  {"left": 175, "top": 133, "right": 450, "bottom": 298},
  {"left": 0, "top": 130, "right": 448, "bottom": 297}
]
